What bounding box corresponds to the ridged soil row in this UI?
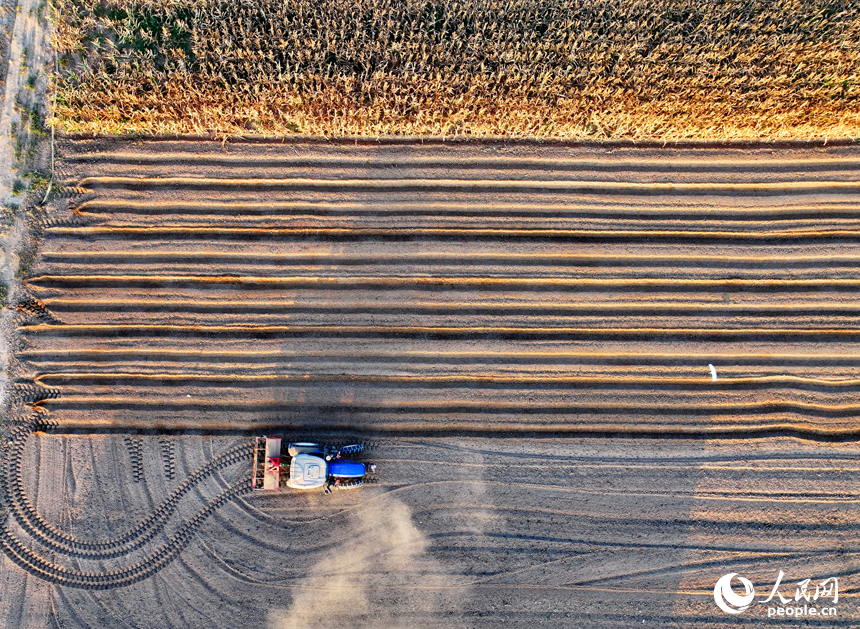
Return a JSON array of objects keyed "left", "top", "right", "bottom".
[
  {"left": 18, "top": 349, "right": 860, "bottom": 385},
  {"left": 22, "top": 142, "right": 860, "bottom": 435},
  {"left": 33, "top": 249, "right": 860, "bottom": 273},
  {"left": 58, "top": 149, "right": 860, "bottom": 178}
]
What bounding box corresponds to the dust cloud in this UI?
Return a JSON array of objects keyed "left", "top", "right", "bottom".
[{"left": 269, "top": 496, "right": 465, "bottom": 629}]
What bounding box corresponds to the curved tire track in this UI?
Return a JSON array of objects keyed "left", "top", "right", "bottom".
[
  {"left": 0, "top": 481, "right": 251, "bottom": 589},
  {"left": 2, "top": 424, "right": 251, "bottom": 559}
]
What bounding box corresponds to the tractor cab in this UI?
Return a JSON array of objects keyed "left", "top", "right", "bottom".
[{"left": 286, "top": 454, "right": 328, "bottom": 489}]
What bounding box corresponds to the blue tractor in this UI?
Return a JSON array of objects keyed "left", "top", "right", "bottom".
[{"left": 252, "top": 438, "right": 373, "bottom": 493}]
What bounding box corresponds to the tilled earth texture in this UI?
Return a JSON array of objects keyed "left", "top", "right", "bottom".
[{"left": 3, "top": 139, "right": 860, "bottom": 628}]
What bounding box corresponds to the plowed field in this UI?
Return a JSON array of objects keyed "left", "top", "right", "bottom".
[{"left": 3, "top": 139, "right": 860, "bottom": 628}]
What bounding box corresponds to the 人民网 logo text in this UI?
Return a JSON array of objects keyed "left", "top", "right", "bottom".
[{"left": 714, "top": 571, "right": 838, "bottom": 618}]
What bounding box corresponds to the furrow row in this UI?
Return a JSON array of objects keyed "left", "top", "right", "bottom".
[
  {"left": 77, "top": 219, "right": 860, "bottom": 233},
  {"left": 75, "top": 176, "right": 860, "bottom": 196},
  {"left": 35, "top": 250, "right": 860, "bottom": 267},
  {"left": 25, "top": 275, "right": 860, "bottom": 290},
  {"left": 37, "top": 397, "right": 860, "bottom": 417},
  {"left": 32, "top": 372, "right": 860, "bottom": 390},
  {"left": 21, "top": 300, "right": 860, "bottom": 329},
  {"left": 17, "top": 349, "right": 860, "bottom": 366},
  {"left": 63, "top": 152, "right": 860, "bottom": 173},
  {"left": 40, "top": 414, "right": 860, "bottom": 439},
  {"left": 39, "top": 226, "right": 860, "bottom": 242},
  {"left": 19, "top": 324, "right": 860, "bottom": 341},
  {"left": 31, "top": 300, "right": 860, "bottom": 318},
  {"left": 18, "top": 365, "right": 860, "bottom": 383},
  {"left": 70, "top": 199, "right": 860, "bottom": 220},
  {"left": 32, "top": 266, "right": 860, "bottom": 282}
]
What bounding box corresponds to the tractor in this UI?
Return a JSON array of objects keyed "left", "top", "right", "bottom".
[{"left": 252, "top": 437, "right": 373, "bottom": 493}]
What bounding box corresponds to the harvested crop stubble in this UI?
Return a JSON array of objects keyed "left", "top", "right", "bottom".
[{"left": 53, "top": 0, "right": 860, "bottom": 140}]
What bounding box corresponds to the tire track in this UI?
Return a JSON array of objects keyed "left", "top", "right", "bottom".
[
  {"left": 159, "top": 438, "right": 176, "bottom": 481},
  {"left": 2, "top": 421, "right": 251, "bottom": 559},
  {"left": 123, "top": 436, "right": 143, "bottom": 483},
  {"left": 0, "top": 481, "right": 251, "bottom": 589}
]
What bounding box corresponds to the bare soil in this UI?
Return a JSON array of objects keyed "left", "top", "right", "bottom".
[
  {"left": 0, "top": 0, "right": 51, "bottom": 204},
  {"left": 1, "top": 139, "right": 859, "bottom": 627},
  {"left": 0, "top": 0, "right": 53, "bottom": 431}
]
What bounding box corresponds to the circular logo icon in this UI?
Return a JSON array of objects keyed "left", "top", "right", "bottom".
[{"left": 714, "top": 573, "right": 755, "bottom": 614}]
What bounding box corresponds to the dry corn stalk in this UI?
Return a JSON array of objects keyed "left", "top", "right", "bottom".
[{"left": 52, "top": 0, "right": 860, "bottom": 140}]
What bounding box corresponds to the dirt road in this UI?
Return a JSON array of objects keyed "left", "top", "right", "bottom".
[{"left": 2, "top": 139, "right": 859, "bottom": 627}]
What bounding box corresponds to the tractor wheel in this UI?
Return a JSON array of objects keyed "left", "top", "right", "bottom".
[
  {"left": 333, "top": 479, "right": 364, "bottom": 490},
  {"left": 338, "top": 444, "right": 364, "bottom": 457}
]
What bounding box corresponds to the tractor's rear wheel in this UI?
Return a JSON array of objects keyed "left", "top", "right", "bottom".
[
  {"left": 338, "top": 444, "right": 364, "bottom": 457},
  {"left": 333, "top": 478, "right": 364, "bottom": 490}
]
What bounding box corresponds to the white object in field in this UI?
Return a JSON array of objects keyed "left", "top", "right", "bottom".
[
  {"left": 708, "top": 364, "right": 717, "bottom": 381},
  {"left": 287, "top": 454, "right": 329, "bottom": 490},
  {"left": 263, "top": 437, "right": 282, "bottom": 491}
]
